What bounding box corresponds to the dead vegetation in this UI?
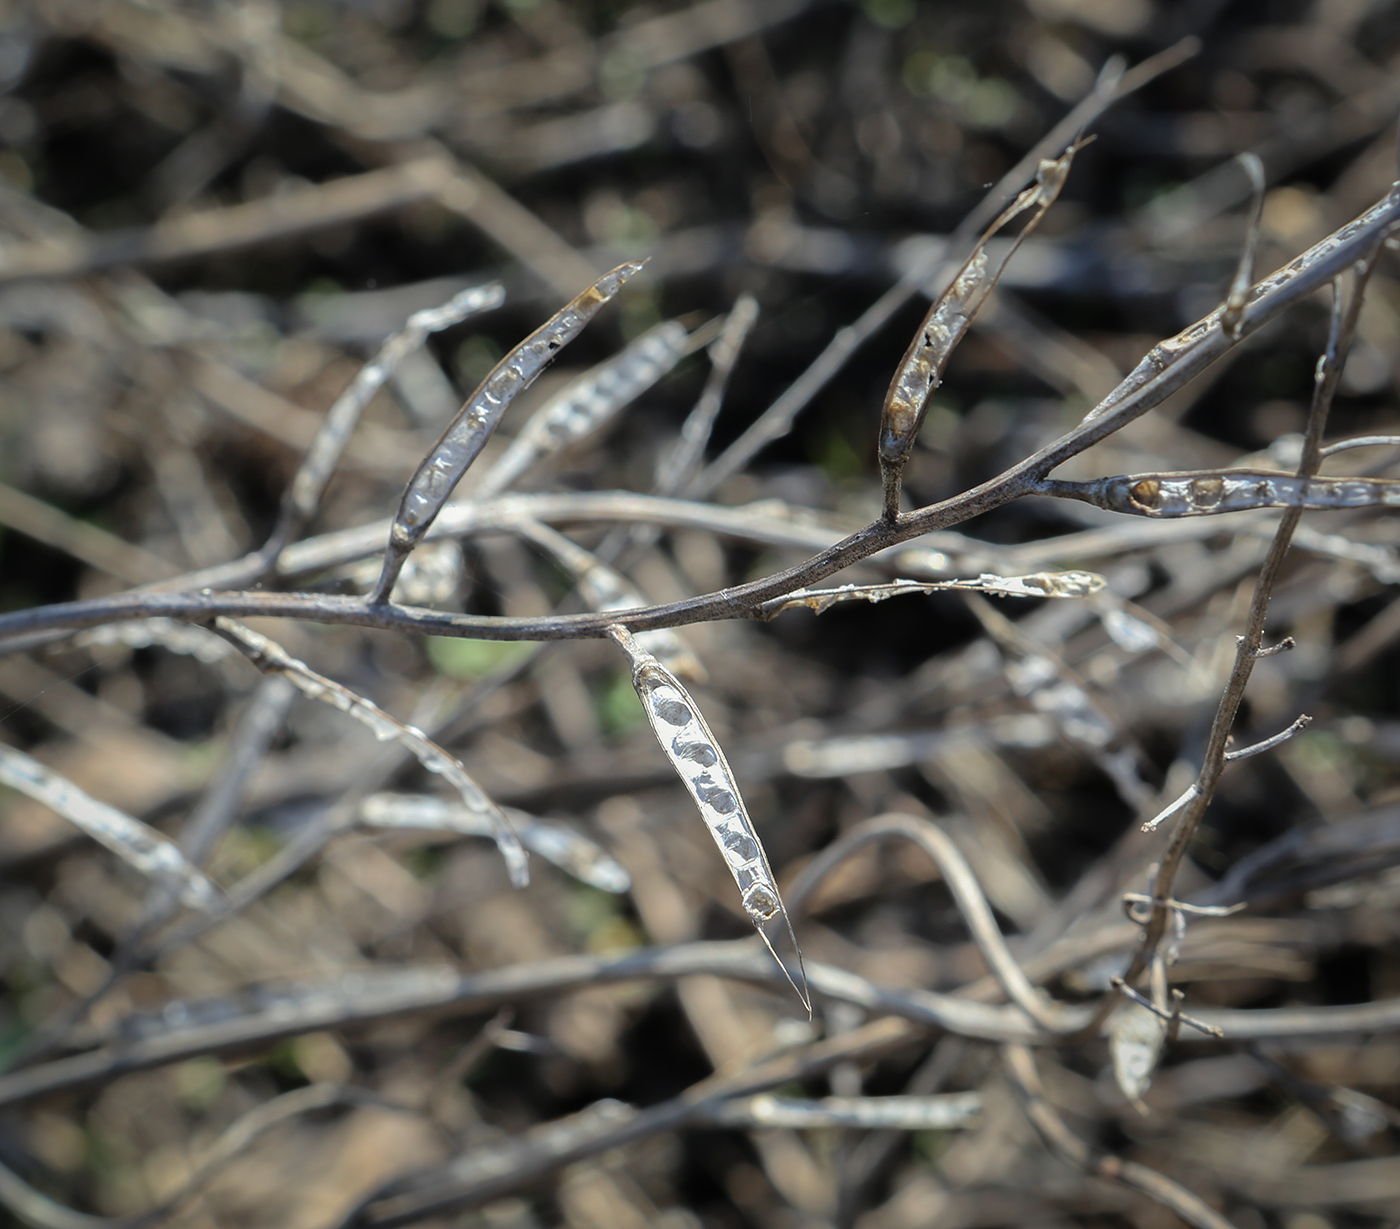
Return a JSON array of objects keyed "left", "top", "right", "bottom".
[{"left": 3, "top": 1, "right": 1400, "bottom": 1227}]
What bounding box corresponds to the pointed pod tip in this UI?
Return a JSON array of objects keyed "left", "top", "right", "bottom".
[
  {"left": 594, "top": 259, "right": 649, "bottom": 295},
  {"left": 755, "top": 913, "right": 812, "bottom": 1017},
  {"left": 181, "top": 877, "right": 223, "bottom": 913}
]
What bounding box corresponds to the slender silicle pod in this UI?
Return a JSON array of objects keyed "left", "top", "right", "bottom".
[
  {"left": 878, "top": 138, "right": 1091, "bottom": 520},
  {"left": 371, "top": 261, "right": 645, "bottom": 603},
  {"left": 608, "top": 624, "right": 810, "bottom": 1013},
  {"left": 477, "top": 318, "right": 690, "bottom": 498},
  {"left": 0, "top": 745, "right": 219, "bottom": 910},
  {"left": 271, "top": 283, "right": 504, "bottom": 559}
]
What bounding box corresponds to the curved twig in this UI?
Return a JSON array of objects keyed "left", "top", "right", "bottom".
[
  {"left": 1002, "top": 1044, "right": 1239, "bottom": 1229},
  {"left": 785, "top": 812, "right": 1071, "bottom": 1031}
]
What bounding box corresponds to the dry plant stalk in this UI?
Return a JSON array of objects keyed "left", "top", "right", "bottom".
[
  {"left": 9, "top": 22, "right": 1400, "bottom": 1227},
  {"left": 661, "top": 293, "right": 760, "bottom": 495},
  {"left": 1119, "top": 241, "right": 1383, "bottom": 990}
]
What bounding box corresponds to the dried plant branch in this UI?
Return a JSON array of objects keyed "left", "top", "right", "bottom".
[
  {"left": 0, "top": 482, "right": 176, "bottom": 585},
  {"left": 0, "top": 1158, "right": 109, "bottom": 1229},
  {"left": 5, "top": 180, "right": 1396, "bottom": 655},
  {"left": 209, "top": 618, "right": 529, "bottom": 886},
  {"left": 3, "top": 939, "right": 1396, "bottom": 1110},
  {"left": 783, "top": 812, "right": 1071, "bottom": 1031},
  {"left": 1319, "top": 433, "right": 1400, "bottom": 457},
  {"left": 0, "top": 158, "right": 456, "bottom": 283},
  {"left": 337, "top": 1015, "right": 921, "bottom": 1229},
  {"left": 8, "top": 15, "right": 1400, "bottom": 1227},
  {"left": 1224, "top": 714, "right": 1313, "bottom": 762},
  {"left": 664, "top": 293, "right": 759, "bottom": 495},
  {"left": 1002, "top": 1043, "right": 1240, "bottom": 1229},
  {"left": 1122, "top": 239, "right": 1383, "bottom": 986}
]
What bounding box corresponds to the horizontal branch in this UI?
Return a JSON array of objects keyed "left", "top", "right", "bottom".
[
  {"left": 3, "top": 187, "right": 1398, "bottom": 652},
  {"left": 3, "top": 939, "right": 1396, "bottom": 1109}
]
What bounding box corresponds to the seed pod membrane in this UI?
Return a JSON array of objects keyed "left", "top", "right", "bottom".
[
  {"left": 709, "top": 1092, "right": 982, "bottom": 1130},
  {"left": 281, "top": 283, "right": 504, "bottom": 546},
  {"left": 371, "top": 260, "right": 645, "bottom": 603},
  {"left": 478, "top": 319, "right": 690, "bottom": 498},
  {"left": 878, "top": 138, "right": 1088, "bottom": 517},
  {"left": 75, "top": 618, "right": 234, "bottom": 662},
  {"left": 609, "top": 624, "right": 809, "bottom": 1012},
  {"left": 212, "top": 618, "right": 528, "bottom": 887},
  {"left": 1109, "top": 996, "right": 1168, "bottom": 1107},
  {"left": 757, "top": 571, "right": 1106, "bottom": 619},
  {"left": 0, "top": 744, "right": 219, "bottom": 910},
  {"left": 1050, "top": 469, "right": 1400, "bottom": 518}
]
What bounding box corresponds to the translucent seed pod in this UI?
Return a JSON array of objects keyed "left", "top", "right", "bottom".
[
  {"left": 708, "top": 1092, "right": 983, "bottom": 1131},
  {"left": 755, "top": 571, "right": 1107, "bottom": 619},
  {"left": 878, "top": 138, "right": 1090, "bottom": 519},
  {"left": 358, "top": 793, "right": 629, "bottom": 892},
  {"left": 1109, "top": 996, "right": 1168, "bottom": 1108},
  {"left": 278, "top": 283, "right": 504, "bottom": 549},
  {"left": 371, "top": 260, "right": 645, "bottom": 603},
  {"left": 1054, "top": 469, "right": 1400, "bottom": 518},
  {"left": 212, "top": 618, "right": 528, "bottom": 887},
  {"left": 478, "top": 319, "right": 690, "bottom": 498},
  {"left": 608, "top": 624, "right": 809, "bottom": 1012},
  {"left": 0, "top": 745, "right": 220, "bottom": 910}
]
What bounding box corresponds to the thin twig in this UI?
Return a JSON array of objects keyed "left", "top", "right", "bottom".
[
  {"left": 1122, "top": 240, "right": 1384, "bottom": 987},
  {"left": 3, "top": 939, "right": 1398, "bottom": 1110},
  {"left": 1002, "top": 1043, "right": 1240, "bottom": 1229},
  {"left": 784, "top": 812, "right": 1071, "bottom": 1031},
  {"left": 4, "top": 180, "right": 1396, "bottom": 652}
]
